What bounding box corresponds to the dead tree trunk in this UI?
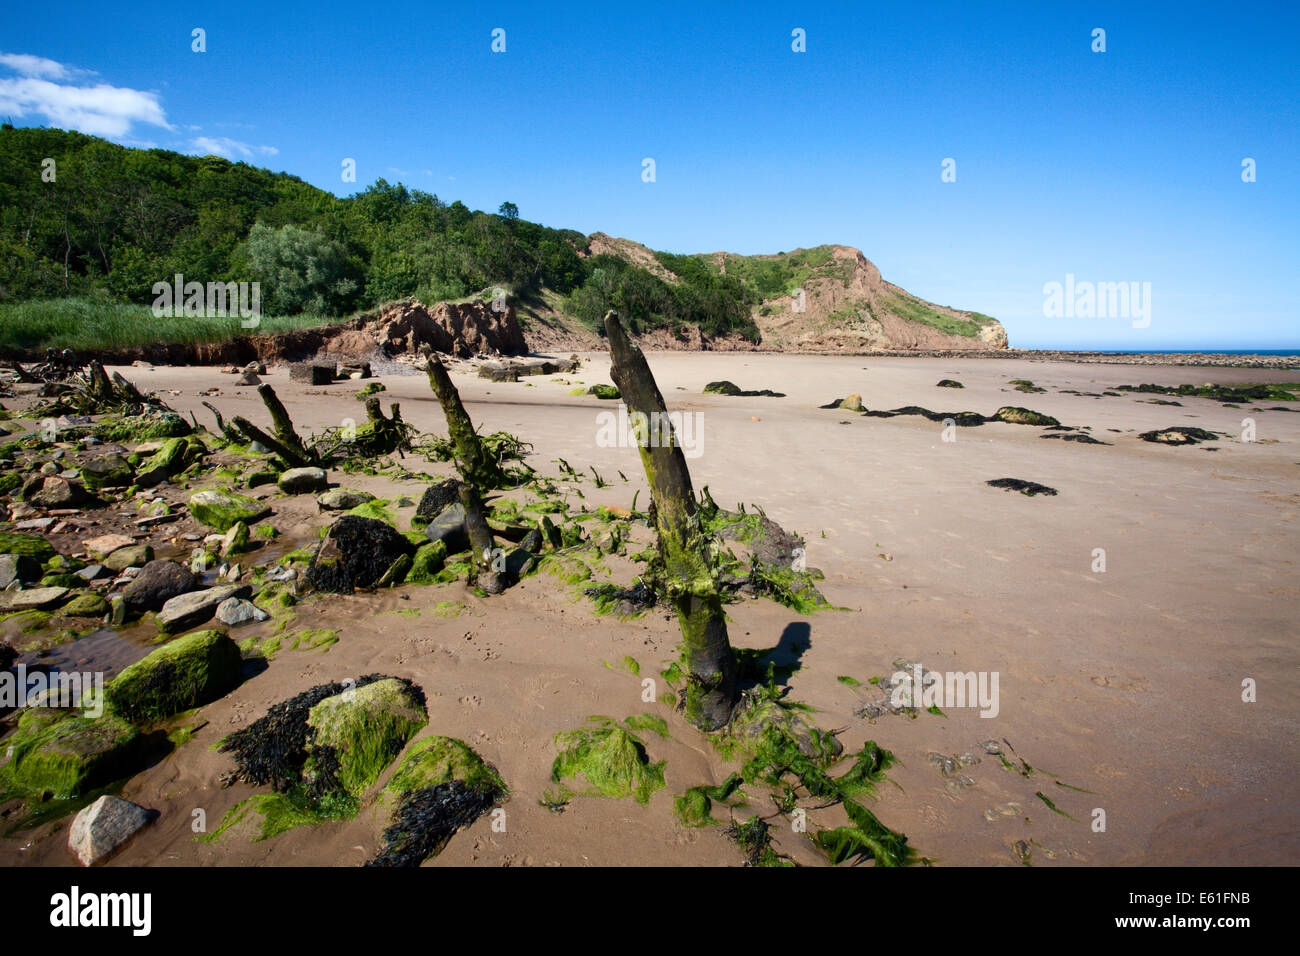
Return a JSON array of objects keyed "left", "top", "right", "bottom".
[
  {"left": 423, "top": 352, "right": 503, "bottom": 489},
  {"left": 603, "top": 310, "right": 737, "bottom": 730},
  {"left": 459, "top": 482, "right": 506, "bottom": 595},
  {"left": 231, "top": 416, "right": 312, "bottom": 468},
  {"left": 256, "top": 383, "right": 313, "bottom": 462}
]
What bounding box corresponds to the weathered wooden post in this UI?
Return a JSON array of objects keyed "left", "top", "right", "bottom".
[
  {"left": 423, "top": 352, "right": 503, "bottom": 490},
  {"left": 603, "top": 310, "right": 737, "bottom": 730},
  {"left": 257, "top": 383, "right": 313, "bottom": 461}
]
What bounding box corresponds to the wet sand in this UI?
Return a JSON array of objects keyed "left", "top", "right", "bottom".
[{"left": 4, "top": 353, "right": 1298, "bottom": 866}]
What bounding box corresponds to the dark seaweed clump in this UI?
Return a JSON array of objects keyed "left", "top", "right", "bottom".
[
  {"left": 367, "top": 780, "right": 500, "bottom": 867},
  {"left": 704, "top": 381, "right": 785, "bottom": 397},
  {"left": 1137, "top": 426, "right": 1220, "bottom": 446},
  {"left": 987, "top": 478, "right": 1058, "bottom": 497},
  {"left": 1040, "top": 432, "right": 1109, "bottom": 445},
  {"left": 306, "top": 515, "right": 416, "bottom": 594},
  {"left": 725, "top": 816, "right": 785, "bottom": 867},
  {"left": 219, "top": 674, "right": 415, "bottom": 792}
]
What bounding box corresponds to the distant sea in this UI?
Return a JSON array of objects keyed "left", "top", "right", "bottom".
[{"left": 1032, "top": 349, "right": 1299, "bottom": 356}]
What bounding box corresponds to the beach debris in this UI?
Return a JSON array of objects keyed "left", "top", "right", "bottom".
[
  {"left": 986, "top": 478, "right": 1058, "bottom": 497},
  {"left": 1117, "top": 382, "right": 1298, "bottom": 403},
  {"left": 936, "top": 379, "right": 964, "bottom": 388},
  {"left": 1040, "top": 432, "right": 1109, "bottom": 444},
  {"left": 605, "top": 310, "right": 737, "bottom": 730},
  {"left": 1008, "top": 378, "right": 1046, "bottom": 393}
]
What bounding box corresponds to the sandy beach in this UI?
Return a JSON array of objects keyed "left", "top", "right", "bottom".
[{"left": 2, "top": 351, "right": 1297, "bottom": 867}]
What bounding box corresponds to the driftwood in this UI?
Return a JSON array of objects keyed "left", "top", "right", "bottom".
[
  {"left": 603, "top": 310, "right": 737, "bottom": 730},
  {"left": 202, "top": 401, "right": 241, "bottom": 443},
  {"left": 423, "top": 351, "right": 503, "bottom": 489},
  {"left": 459, "top": 483, "right": 506, "bottom": 594},
  {"left": 257, "top": 383, "right": 313, "bottom": 461},
  {"left": 231, "top": 415, "right": 313, "bottom": 468}
]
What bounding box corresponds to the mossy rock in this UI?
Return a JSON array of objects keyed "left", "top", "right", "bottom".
[
  {"left": 406, "top": 541, "right": 449, "bottom": 585},
  {"left": 384, "top": 736, "right": 506, "bottom": 799},
  {"left": 104, "top": 629, "right": 242, "bottom": 722},
  {"left": 0, "top": 532, "right": 57, "bottom": 562},
  {"left": 39, "top": 573, "right": 82, "bottom": 589},
  {"left": 139, "top": 436, "right": 200, "bottom": 479},
  {"left": 587, "top": 384, "right": 621, "bottom": 400},
  {"left": 246, "top": 469, "right": 278, "bottom": 489},
  {"left": 80, "top": 452, "right": 134, "bottom": 490},
  {"left": 549, "top": 717, "right": 665, "bottom": 804},
  {"left": 369, "top": 736, "right": 506, "bottom": 867},
  {"left": 304, "top": 678, "right": 428, "bottom": 798},
  {"left": 0, "top": 713, "right": 142, "bottom": 799},
  {"left": 188, "top": 490, "right": 271, "bottom": 532},
  {"left": 61, "top": 592, "right": 110, "bottom": 618},
  {"left": 994, "top": 406, "right": 1060, "bottom": 427}
]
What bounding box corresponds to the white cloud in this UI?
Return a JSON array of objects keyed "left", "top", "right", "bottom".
[
  {"left": 0, "top": 53, "right": 72, "bottom": 79},
  {"left": 189, "top": 136, "right": 279, "bottom": 160},
  {"left": 0, "top": 52, "right": 277, "bottom": 159},
  {"left": 0, "top": 53, "right": 168, "bottom": 138}
]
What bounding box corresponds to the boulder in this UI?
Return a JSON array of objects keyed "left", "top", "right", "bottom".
[
  {"left": 306, "top": 515, "right": 416, "bottom": 594},
  {"left": 289, "top": 363, "right": 333, "bottom": 385},
  {"left": 68, "top": 795, "right": 155, "bottom": 866},
  {"left": 83, "top": 533, "right": 134, "bottom": 558},
  {"left": 29, "top": 476, "right": 91, "bottom": 509},
  {"left": 423, "top": 503, "right": 469, "bottom": 552},
  {"left": 413, "top": 479, "right": 462, "bottom": 526},
  {"left": 62, "top": 592, "right": 110, "bottom": 618},
  {"left": 105, "top": 629, "right": 242, "bottom": 721},
  {"left": 188, "top": 490, "right": 271, "bottom": 532},
  {"left": 122, "top": 560, "right": 197, "bottom": 613},
  {"left": 994, "top": 406, "right": 1060, "bottom": 427},
  {"left": 80, "top": 453, "right": 134, "bottom": 491},
  {"left": 214, "top": 597, "right": 270, "bottom": 627},
  {"left": 278, "top": 467, "right": 328, "bottom": 495},
  {"left": 104, "top": 543, "right": 154, "bottom": 572},
  {"left": 0, "top": 587, "right": 70, "bottom": 612},
  {"left": 305, "top": 678, "right": 427, "bottom": 796},
  {"left": 318, "top": 488, "right": 375, "bottom": 511},
  {"left": 155, "top": 583, "right": 252, "bottom": 634},
  {"left": 0, "top": 712, "right": 142, "bottom": 799},
  {"left": 0, "top": 553, "right": 42, "bottom": 588}
]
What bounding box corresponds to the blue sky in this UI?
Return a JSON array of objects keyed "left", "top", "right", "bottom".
[{"left": 3, "top": 0, "right": 1297, "bottom": 348}]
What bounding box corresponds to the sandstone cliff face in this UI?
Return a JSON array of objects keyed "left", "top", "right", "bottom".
[
  {"left": 749, "top": 246, "right": 1008, "bottom": 353},
  {"left": 350, "top": 298, "right": 527, "bottom": 359}
]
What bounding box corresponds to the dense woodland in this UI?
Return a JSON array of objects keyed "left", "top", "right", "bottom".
[{"left": 0, "top": 126, "right": 760, "bottom": 341}]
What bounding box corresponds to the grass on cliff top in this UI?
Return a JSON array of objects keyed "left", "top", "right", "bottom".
[
  {"left": 0, "top": 298, "right": 350, "bottom": 353},
  {"left": 881, "top": 291, "right": 985, "bottom": 338}
]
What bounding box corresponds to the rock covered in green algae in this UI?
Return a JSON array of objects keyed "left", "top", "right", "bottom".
[
  {"left": 0, "top": 711, "right": 143, "bottom": 799},
  {"left": 136, "top": 436, "right": 204, "bottom": 485},
  {"left": 993, "top": 406, "right": 1060, "bottom": 427},
  {"left": 0, "top": 532, "right": 58, "bottom": 563},
  {"left": 104, "top": 628, "right": 242, "bottom": 721},
  {"left": 61, "top": 592, "right": 110, "bottom": 618},
  {"left": 187, "top": 490, "right": 271, "bottom": 532},
  {"left": 369, "top": 737, "right": 506, "bottom": 868},
  {"left": 306, "top": 514, "right": 416, "bottom": 594},
  {"left": 305, "top": 678, "right": 428, "bottom": 797},
  {"left": 549, "top": 716, "right": 666, "bottom": 804},
  {"left": 79, "top": 452, "right": 134, "bottom": 491}
]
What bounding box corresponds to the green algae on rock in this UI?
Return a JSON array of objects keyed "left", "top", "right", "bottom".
[
  {"left": 371, "top": 736, "right": 509, "bottom": 866},
  {"left": 104, "top": 629, "right": 242, "bottom": 722},
  {"left": 187, "top": 489, "right": 271, "bottom": 532},
  {"left": 0, "top": 712, "right": 142, "bottom": 800},
  {"left": 993, "top": 406, "right": 1060, "bottom": 426},
  {"left": 549, "top": 716, "right": 666, "bottom": 805}
]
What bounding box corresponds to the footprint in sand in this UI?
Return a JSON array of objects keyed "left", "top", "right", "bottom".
[
  {"left": 460, "top": 694, "right": 483, "bottom": 708},
  {"left": 1091, "top": 674, "right": 1151, "bottom": 692}
]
